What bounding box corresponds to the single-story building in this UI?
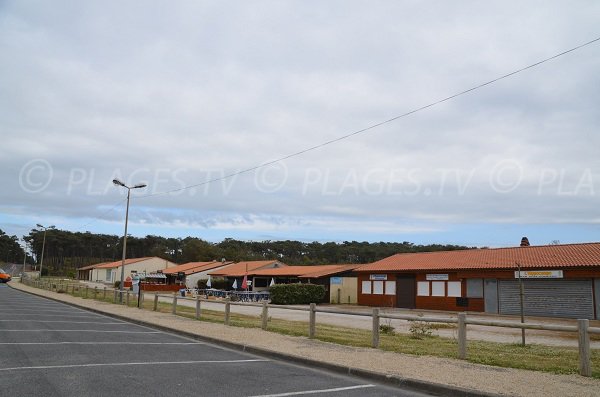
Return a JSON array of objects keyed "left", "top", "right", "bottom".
[
  {"left": 77, "top": 262, "right": 106, "bottom": 280},
  {"left": 89, "top": 257, "right": 177, "bottom": 284},
  {"left": 356, "top": 241, "right": 600, "bottom": 320},
  {"left": 162, "top": 260, "right": 234, "bottom": 288},
  {"left": 208, "top": 260, "right": 287, "bottom": 289}
]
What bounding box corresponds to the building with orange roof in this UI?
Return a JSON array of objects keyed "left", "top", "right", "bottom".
[
  {"left": 209, "top": 261, "right": 363, "bottom": 303},
  {"left": 88, "top": 257, "right": 177, "bottom": 284},
  {"left": 162, "top": 260, "right": 235, "bottom": 288},
  {"left": 356, "top": 239, "right": 600, "bottom": 319}
]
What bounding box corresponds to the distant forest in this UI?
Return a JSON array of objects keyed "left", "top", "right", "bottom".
[{"left": 3, "top": 228, "right": 473, "bottom": 276}]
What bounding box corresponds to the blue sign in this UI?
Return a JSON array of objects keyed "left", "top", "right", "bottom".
[{"left": 330, "top": 277, "right": 343, "bottom": 285}]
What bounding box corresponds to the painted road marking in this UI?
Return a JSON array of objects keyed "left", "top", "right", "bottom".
[
  {"left": 0, "top": 359, "right": 269, "bottom": 372},
  {"left": 247, "top": 385, "right": 376, "bottom": 396},
  {"left": 0, "top": 330, "right": 161, "bottom": 333},
  {"left": 0, "top": 342, "right": 205, "bottom": 345},
  {"left": 0, "top": 320, "right": 126, "bottom": 325}
]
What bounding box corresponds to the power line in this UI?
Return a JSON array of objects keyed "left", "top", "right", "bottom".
[
  {"left": 134, "top": 36, "right": 599, "bottom": 199},
  {"left": 76, "top": 198, "right": 127, "bottom": 231}
]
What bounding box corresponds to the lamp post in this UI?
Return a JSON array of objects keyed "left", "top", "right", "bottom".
[
  {"left": 113, "top": 178, "right": 147, "bottom": 302},
  {"left": 36, "top": 224, "right": 53, "bottom": 279}
]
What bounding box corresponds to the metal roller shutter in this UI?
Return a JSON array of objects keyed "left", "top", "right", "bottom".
[{"left": 498, "top": 279, "right": 594, "bottom": 319}]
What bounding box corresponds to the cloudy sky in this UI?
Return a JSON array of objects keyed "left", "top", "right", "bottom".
[{"left": 1, "top": 1, "right": 600, "bottom": 247}]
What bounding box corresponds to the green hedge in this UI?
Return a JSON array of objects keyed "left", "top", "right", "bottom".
[
  {"left": 269, "top": 283, "right": 325, "bottom": 305},
  {"left": 197, "top": 278, "right": 228, "bottom": 290}
]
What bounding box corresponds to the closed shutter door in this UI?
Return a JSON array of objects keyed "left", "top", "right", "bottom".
[{"left": 498, "top": 279, "right": 594, "bottom": 319}]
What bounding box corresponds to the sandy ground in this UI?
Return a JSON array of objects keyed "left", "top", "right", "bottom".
[{"left": 8, "top": 281, "right": 600, "bottom": 397}]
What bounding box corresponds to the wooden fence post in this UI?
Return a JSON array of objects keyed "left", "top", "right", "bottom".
[
  {"left": 261, "top": 302, "right": 268, "bottom": 330},
  {"left": 458, "top": 312, "right": 467, "bottom": 360},
  {"left": 578, "top": 319, "right": 591, "bottom": 377},
  {"left": 113, "top": 289, "right": 118, "bottom": 303},
  {"left": 126, "top": 291, "right": 130, "bottom": 306},
  {"left": 93, "top": 287, "right": 98, "bottom": 300},
  {"left": 372, "top": 308, "right": 380, "bottom": 348},
  {"left": 225, "top": 298, "right": 231, "bottom": 325},
  {"left": 153, "top": 294, "right": 158, "bottom": 311},
  {"left": 103, "top": 287, "right": 107, "bottom": 300},
  {"left": 309, "top": 303, "right": 316, "bottom": 338},
  {"left": 172, "top": 293, "right": 178, "bottom": 314},
  {"left": 85, "top": 286, "right": 89, "bottom": 298},
  {"left": 195, "top": 295, "right": 201, "bottom": 319}
]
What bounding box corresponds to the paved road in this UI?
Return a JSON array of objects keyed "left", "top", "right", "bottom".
[{"left": 0, "top": 285, "right": 432, "bottom": 397}]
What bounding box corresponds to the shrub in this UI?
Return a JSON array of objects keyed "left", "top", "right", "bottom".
[
  {"left": 269, "top": 283, "right": 325, "bottom": 305},
  {"left": 114, "top": 281, "right": 121, "bottom": 289},
  {"left": 409, "top": 314, "right": 434, "bottom": 339},
  {"left": 197, "top": 278, "right": 228, "bottom": 290}
]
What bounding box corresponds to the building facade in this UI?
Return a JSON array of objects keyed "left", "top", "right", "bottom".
[{"left": 357, "top": 242, "right": 600, "bottom": 320}]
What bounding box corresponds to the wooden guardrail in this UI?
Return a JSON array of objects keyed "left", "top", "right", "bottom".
[{"left": 22, "top": 277, "right": 598, "bottom": 377}]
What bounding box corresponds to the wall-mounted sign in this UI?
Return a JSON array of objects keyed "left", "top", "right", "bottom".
[
  {"left": 426, "top": 274, "right": 449, "bottom": 281},
  {"left": 514, "top": 270, "right": 563, "bottom": 279},
  {"left": 330, "top": 277, "right": 343, "bottom": 285},
  {"left": 369, "top": 274, "right": 388, "bottom": 281}
]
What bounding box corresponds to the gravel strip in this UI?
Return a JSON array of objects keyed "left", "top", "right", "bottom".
[{"left": 9, "top": 282, "right": 600, "bottom": 397}]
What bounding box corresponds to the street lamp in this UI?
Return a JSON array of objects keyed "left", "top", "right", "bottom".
[
  {"left": 36, "top": 224, "right": 54, "bottom": 279},
  {"left": 113, "top": 178, "right": 147, "bottom": 302}
]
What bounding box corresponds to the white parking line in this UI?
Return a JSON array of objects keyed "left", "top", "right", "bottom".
[
  {"left": 3, "top": 314, "right": 101, "bottom": 318},
  {"left": 0, "top": 320, "right": 126, "bottom": 325},
  {"left": 246, "top": 385, "right": 376, "bottom": 396},
  {"left": 0, "top": 342, "right": 205, "bottom": 346},
  {"left": 0, "top": 359, "right": 269, "bottom": 372},
  {"left": 3, "top": 309, "right": 88, "bottom": 313},
  {"left": 0, "top": 330, "right": 161, "bottom": 333}
]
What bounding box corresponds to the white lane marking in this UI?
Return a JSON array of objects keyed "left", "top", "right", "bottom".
[
  {"left": 0, "top": 330, "right": 161, "bottom": 333},
  {"left": 246, "top": 385, "right": 376, "bottom": 396},
  {"left": 0, "top": 359, "right": 268, "bottom": 372},
  {"left": 0, "top": 320, "right": 126, "bottom": 325},
  {"left": 0, "top": 342, "right": 205, "bottom": 346},
  {"left": 2, "top": 308, "right": 89, "bottom": 314},
  {"left": 2, "top": 314, "right": 101, "bottom": 318}
]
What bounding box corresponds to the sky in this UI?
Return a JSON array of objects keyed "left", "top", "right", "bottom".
[{"left": 1, "top": 1, "right": 600, "bottom": 248}]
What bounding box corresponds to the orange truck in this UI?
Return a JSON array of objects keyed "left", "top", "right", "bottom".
[{"left": 0, "top": 269, "right": 11, "bottom": 283}]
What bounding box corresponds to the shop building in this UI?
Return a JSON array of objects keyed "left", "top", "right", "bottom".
[{"left": 356, "top": 241, "right": 600, "bottom": 320}]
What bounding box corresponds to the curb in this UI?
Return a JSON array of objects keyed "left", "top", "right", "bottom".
[{"left": 11, "top": 283, "right": 500, "bottom": 397}]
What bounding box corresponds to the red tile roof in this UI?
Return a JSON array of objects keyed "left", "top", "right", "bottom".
[
  {"left": 252, "top": 265, "right": 340, "bottom": 277},
  {"left": 209, "top": 260, "right": 286, "bottom": 277},
  {"left": 163, "top": 261, "right": 234, "bottom": 275},
  {"left": 94, "top": 257, "right": 157, "bottom": 269},
  {"left": 357, "top": 243, "right": 600, "bottom": 272},
  {"left": 299, "top": 264, "right": 361, "bottom": 278}
]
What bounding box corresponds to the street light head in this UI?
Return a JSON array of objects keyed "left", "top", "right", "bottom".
[
  {"left": 113, "top": 179, "right": 126, "bottom": 187},
  {"left": 133, "top": 183, "right": 147, "bottom": 189}
]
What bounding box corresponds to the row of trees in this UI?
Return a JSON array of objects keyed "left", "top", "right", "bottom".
[
  {"left": 17, "top": 227, "right": 471, "bottom": 276},
  {"left": 0, "top": 229, "right": 26, "bottom": 264}
]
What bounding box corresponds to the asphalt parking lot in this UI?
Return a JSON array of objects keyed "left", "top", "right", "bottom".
[{"left": 0, "top": 285, "right": 432, "bottom": 397}]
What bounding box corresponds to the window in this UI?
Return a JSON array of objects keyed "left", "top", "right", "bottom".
[
  {"left": 362, "top": 280, "right": 371, "bottom": 294},
  {"left": 105, "top": 269, "right": 112, "bottom": 282},
  {"left": 385, "top": 281, "right": 396, "bottom": 295},
  {"left": 447, "top": 281, "right": 462, "bottom": 297},
  {"left": 417, "top": 281, "right": 430, "bottom": 296},
  {"left": 373, "top": 281, "right": 384, "bottom": 295},
  {"left": 431, "top": 281, "right": 445, "bottom": 296},
  {"left": 466, "top": 279, "right": 483, "bottom": 298}
]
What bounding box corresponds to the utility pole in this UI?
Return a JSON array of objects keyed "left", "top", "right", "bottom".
[{"left": 517, "top": 262, "right": 526, "bottom": 346}]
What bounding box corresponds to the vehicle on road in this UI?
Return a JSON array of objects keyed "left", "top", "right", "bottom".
[{"left": 0, "top": 269, "right": 11, "bottom": 283}]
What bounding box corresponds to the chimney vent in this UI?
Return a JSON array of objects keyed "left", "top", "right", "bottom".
[{"left": 520, "top": 237, "right": 530, "bottom": 247}]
